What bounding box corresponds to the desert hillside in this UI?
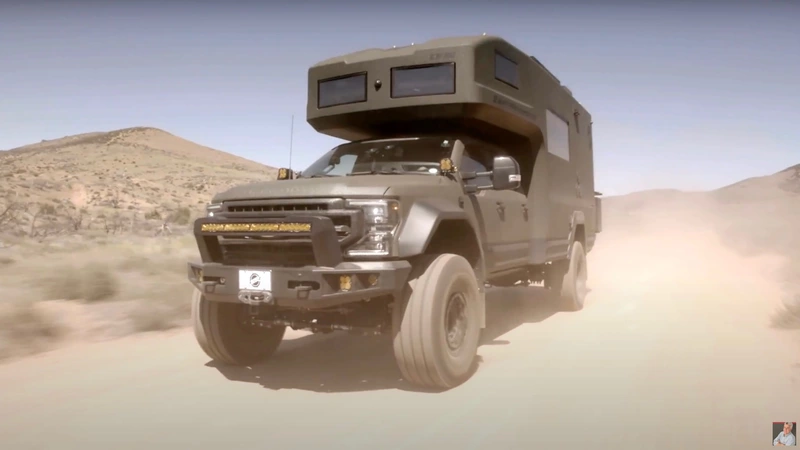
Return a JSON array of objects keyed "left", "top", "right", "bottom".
[
  {"left": 0, "top": 127, "right": 278, "bottom": 237},
  {"left": 603, "top": 162, "right": 800, "bottom": 252}
]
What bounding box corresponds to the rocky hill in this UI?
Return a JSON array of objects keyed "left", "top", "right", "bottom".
[{"left": 0, "top": 127, "right": 278, "bottom": 237}]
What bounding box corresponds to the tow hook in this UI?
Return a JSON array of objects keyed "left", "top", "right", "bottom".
[{"left": 238, "top": 289, "right": 275, "bottom": 306}]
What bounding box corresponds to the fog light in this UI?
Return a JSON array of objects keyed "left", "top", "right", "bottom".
[
  {"left": 339, "top": 275, "right": 352, "bottom": 292},
  {"left": 439, "top": 157, "right": 455, "bottom": 174},
  {"left": 367, "top": 274, "right": 379, "bottom": 286}
]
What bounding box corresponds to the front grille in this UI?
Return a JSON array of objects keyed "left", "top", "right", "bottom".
[
  {"left": 227, "top": 203, "right": 329, "bottom": 213},
  {"left": 207, "top": 198, "right": 364, "bottom": 267},
  {"left": 221, "top": 199, "right": 354, "bottom": 240},
  {"left": 221, "top": 242, "right": 315, "bottom": 267}
]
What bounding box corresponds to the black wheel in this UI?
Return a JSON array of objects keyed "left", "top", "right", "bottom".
[
  {"left": 391, "top": 254, "right": 482, "bottom": 390},
  {"left": 547, "top": 241, "right": 589, "bottom": 311},
  {"left": 191, "top": 290, "right": 286, "bottom": 365}
]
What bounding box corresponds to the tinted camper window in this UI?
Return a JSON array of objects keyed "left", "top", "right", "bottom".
[
  {"left": 391, "top": 63, "right": 455, "bottom": 98},
  {"left": 494, "top": 52, "right": 519, "bottom": 88},
  {"left": 546, "top": 110, "right": 570, "bottom": 161},
  {"left": 318, "top": 73, "right": 367, "bottom": 108}
]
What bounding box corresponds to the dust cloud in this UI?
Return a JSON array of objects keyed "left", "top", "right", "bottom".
[{"left": 596, "top": 190, "right": 798, "bottom": 331}]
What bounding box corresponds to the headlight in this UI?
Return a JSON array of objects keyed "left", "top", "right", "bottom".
[
  {"left": 345, "top": 199, "right": 400, "bottom": 257},
  {"left": 206, "top": 203, "right": 222, "bottom": 217}
]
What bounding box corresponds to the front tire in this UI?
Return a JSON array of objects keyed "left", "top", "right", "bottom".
[
  {"left": 191, "top": 290, "right": 286, "bottom": 365},
  {"left": 391, "top": 254, "right": 482, "bottom": 390}
]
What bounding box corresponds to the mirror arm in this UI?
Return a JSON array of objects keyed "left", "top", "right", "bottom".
[
  {"left": 461, "top": 169, "right": 497, "bottom": 194},
  {"left": 460, "top": 171, "right": 477, "bottom": 181},
  {"left": 460, "top": 170, "right": 493, "bottom": 181}
]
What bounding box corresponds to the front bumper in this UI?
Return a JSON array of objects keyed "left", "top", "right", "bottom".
[
  {"left": 190, "top": 210, "right": 410, "bottom": 309},
  {"left": 187, "top": 260, "right": 412, "bottom": 309}
]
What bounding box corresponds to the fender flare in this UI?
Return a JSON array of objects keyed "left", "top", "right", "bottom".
[
  {"left": 396, "top": 198, "right": 488, "bottom": 328},
  {"left": 566, "top": 210, "right": 586, "bottom": 260}
]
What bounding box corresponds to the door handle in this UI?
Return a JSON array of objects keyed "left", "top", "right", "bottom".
[
  {"left": 496, "top": 201, "right": 505, "bottom": 212},
  {"left": 522, "top": 204, "right": 529, "bottom": 221}
]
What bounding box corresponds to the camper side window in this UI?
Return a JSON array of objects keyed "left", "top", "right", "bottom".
[
  {"left": 495, "top": 52, "right": 519, "bottom": 89},
  {"left": 546, "top": 109, "right": 570, "bottom": 161}
]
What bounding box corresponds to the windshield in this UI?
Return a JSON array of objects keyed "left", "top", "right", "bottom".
[{"left": 300, "top": 137, "right": 455, "bottom": 178}]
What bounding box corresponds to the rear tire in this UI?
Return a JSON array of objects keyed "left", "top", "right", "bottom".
[
  {"left": 547, "top": 241, "right": 589, "bottom": 311},
  {"left": 391, "top": 254, "right": 482, "bottom": 390},
  {"left": 191, "top": 290, "right": 286, "bottom": 365}
]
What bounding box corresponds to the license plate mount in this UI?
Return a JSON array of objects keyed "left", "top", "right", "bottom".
[{"left": 238, "top": 270, "right": 272, "bottom": 292}]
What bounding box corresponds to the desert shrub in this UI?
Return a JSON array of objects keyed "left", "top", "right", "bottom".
[
  {"left": 40, "top": 262, "right": 119, "bottom": 302},
  {"left": 168, "top": 206, "right": 192, "bottom": 226},
  {"left": 144, "top": 209, "right": 161, "bottom": 221},
  {"left": 42, "top": 265, "right": 83, "bottom": 300},
  {"left": 82, "top": 263, "right": 120, "bottom": 302},
  {"left": 116, "top": 254, "right": 152, "bottom": 272},
  {"left": 0, "top": 301, "right": 67, "bottom": 361}
]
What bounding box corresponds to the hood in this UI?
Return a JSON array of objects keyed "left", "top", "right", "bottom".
[{"left": 212, "top": 174, "right": 449, "bottom": 202}]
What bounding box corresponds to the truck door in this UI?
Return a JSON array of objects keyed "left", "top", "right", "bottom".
[
  {"left": 488, "top": 157, "right": 530, "bottom": 271},
  {"left": 461, "top": 148, "right": 528, "bottom": 272},
  {"left": 460, "top": 150, "right": 501, "bottom": 270}
]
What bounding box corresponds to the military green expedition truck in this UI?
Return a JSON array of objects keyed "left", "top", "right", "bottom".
[{"left": 187, "top": 35, "right": 602, "bottom": 390}]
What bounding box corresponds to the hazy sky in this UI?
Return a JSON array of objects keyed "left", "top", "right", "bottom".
[{"left": 1, "top": 1, "right": 798, "bottom": 195}]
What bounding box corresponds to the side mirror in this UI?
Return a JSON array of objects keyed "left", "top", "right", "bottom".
[
  {"left": 491, "top": 156, "right": 521, "bottom": 191},
  {"left": 277, "top": 168, "right": 296, "bottom": 180}
]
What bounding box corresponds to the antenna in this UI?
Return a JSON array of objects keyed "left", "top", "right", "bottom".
[{"left": 288, "top": 114, "right": 294, "bottom": 170}]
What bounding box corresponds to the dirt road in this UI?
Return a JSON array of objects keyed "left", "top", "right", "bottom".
[{"left": 1, "top": 222, "right": 798, "bottom": 449}]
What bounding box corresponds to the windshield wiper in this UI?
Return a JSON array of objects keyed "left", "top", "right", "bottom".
[{"left": 302, "top": 174, "right": 338, "bottom": 178}]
